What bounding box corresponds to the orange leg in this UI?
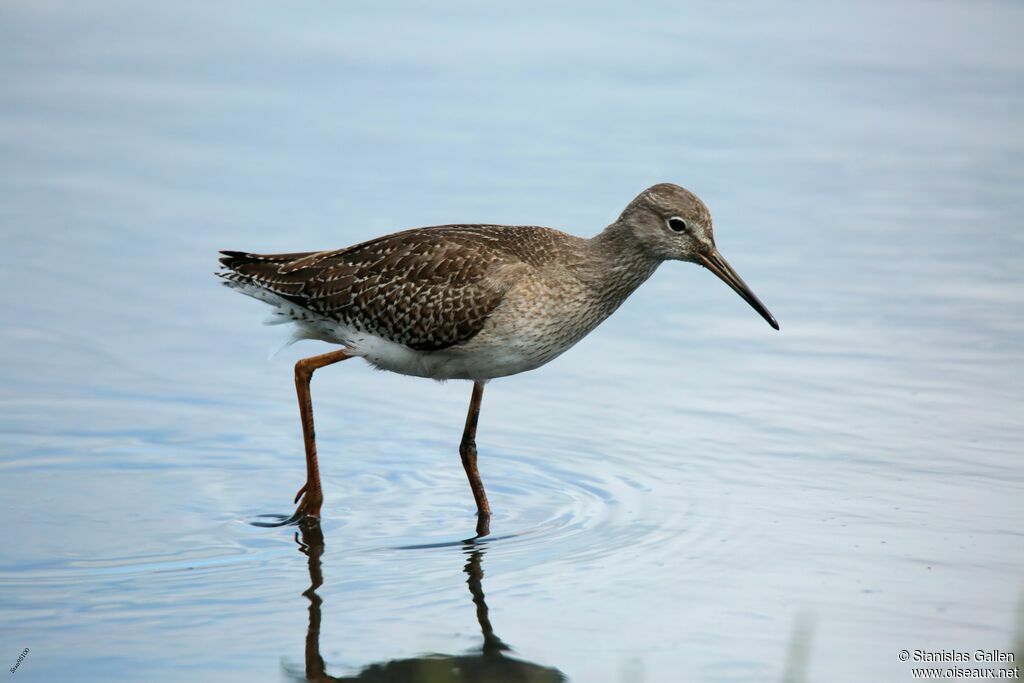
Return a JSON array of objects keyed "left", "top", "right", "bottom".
[
  {"left": 289, "top": 348, "right": 351, "bottom": 525},
  {"left": 460, "top": 381, "right": 491, "bottom": 537}
]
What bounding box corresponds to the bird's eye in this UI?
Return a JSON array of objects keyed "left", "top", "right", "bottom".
[{"left": 667, "top": 217, "right": 687, "bottom": 233}]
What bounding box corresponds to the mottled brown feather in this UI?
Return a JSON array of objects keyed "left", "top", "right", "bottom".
[{"left": 218, "top": 225, "right": 565, "bottom": 352}]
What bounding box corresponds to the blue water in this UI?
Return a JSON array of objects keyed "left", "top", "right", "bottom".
[{"left": 1, "top": 2, "right": 1022, "bottom": 681}]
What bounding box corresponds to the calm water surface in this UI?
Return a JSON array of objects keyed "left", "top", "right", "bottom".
[{"left": 1, "top": 2, "right": 1022, "bottom": 681}]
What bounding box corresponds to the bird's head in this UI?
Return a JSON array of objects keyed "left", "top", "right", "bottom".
[{"left": 619, "top": 183, "right": 779, "bottom": 330}]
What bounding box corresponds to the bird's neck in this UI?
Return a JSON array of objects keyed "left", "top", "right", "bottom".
[{"left": 579, "top": 221, "right": 663, "bottom": 308}]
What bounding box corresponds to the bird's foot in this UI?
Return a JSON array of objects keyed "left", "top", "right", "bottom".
[
  {"left": 292, "top": 483, "right": 323, "bottom": 525},
  {"left": 474, "top": 511, "right": 491, "bottom": 538},
  {"left": 250, "top": 483, "right": 323, "bottom": 528}
]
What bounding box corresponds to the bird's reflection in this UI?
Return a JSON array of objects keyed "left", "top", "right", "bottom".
[{"left": 287, "top": 523, "right": 566, "bottom": 682}]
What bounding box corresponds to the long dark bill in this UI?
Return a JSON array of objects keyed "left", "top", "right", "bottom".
[{"left": 699, "top": 250, "right": 779, "bottom": 330}]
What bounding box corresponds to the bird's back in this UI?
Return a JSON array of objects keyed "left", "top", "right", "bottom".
[{"left": 218, "top": 224, "right": 581, "bottom": 352}]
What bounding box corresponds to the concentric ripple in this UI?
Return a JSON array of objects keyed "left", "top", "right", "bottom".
[{"left": 287, "top": 422, "right": 778, "bottom": 581}]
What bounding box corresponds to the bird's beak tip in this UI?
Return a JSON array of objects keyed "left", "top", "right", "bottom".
[{"left": 700, "top": 251, "right": 779, "bottom": 332}]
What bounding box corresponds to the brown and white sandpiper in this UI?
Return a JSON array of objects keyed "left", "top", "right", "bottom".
[{"left": 218, "top": 183, "right": 778, "bottom": 535}]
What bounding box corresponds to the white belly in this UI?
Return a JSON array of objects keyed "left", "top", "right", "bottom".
[{"left": 304, "top": 322, "right": 563, "bottom": 381}]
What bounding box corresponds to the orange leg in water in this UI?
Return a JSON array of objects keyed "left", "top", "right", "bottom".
[
  {"left": 460, "top": 381, "right": 491, "bottom": 537},
  {"left": 288, "top": 348, "right": 351, "bottom": 525}
]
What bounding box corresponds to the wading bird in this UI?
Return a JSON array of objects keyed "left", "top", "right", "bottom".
[{"left": 219, "top": 183, "right": 778, "bottom": 535}]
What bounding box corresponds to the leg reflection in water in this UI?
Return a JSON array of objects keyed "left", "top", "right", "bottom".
[{"left": 287, "top": 523, "right": 566, "bottom": 682}]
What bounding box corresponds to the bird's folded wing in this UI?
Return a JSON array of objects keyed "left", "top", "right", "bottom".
[{"left": 219, "top": 227, "right": 525, "bottom": 351}]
